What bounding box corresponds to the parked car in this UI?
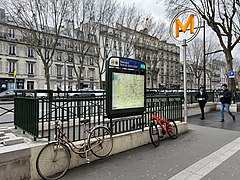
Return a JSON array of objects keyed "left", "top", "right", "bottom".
[
  {"left": 69, "top": 88, "right": 105, "bottom": 97},
  {"left": 69, "top": 88, "right": 95, "bottom": 97},
  {"left": 0, "top": 90, "right": 15, "bottom": 100},
  {"left": 2, "top": 89, "right": 39, "bottom": 100},
  {"left": 93, "top": 89, "right": 105, "bottom": 96}
]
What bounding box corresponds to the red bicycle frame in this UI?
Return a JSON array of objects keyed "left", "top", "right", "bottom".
[{"left": 152, "top": 115, "right": 173, "bottom": 133}]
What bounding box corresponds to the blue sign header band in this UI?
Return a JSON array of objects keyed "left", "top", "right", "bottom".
[{"left": 109, "top": 57, "right": 146, "bottom": 70}]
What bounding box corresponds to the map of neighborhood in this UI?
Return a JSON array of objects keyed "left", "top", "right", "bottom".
[{"left": 112, "top": 72, "right": 144, "bottom": 110}]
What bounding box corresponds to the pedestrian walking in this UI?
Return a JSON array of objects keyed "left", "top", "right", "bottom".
[
  {"left": 195, "top": 86, "right": 208, "bottom": 120},
  {"left": 219, "top": 84, "right": 235, "bottom": 122}
]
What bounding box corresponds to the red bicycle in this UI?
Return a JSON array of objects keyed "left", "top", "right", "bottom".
[{"left": 149, "top": 115, "right": 178, "bottom": 147}]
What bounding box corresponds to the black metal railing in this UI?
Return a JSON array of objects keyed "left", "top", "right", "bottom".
[{"left": 14, "top": 90, "right": 184, "bottom": 142}]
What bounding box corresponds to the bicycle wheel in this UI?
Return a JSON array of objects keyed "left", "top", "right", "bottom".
[
  {"left": 166, "top": 119, "right": 178, "bottom": 139},
  {"left": 88, "top": 126, "right": 113, "bottom": 158},
  {"left": 149, "top": 121, "right": 160, "bottom": 147},
  {"left": 36, "top": 142, "right": 70, "bottom": 180}
]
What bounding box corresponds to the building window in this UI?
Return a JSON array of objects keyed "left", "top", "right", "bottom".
[
  {"left": 9, "top": 45, "right": 16, "bottom": 55},
  {"left": 68, "top": 82, "right": 72, "bottom": 91},
  {"left": 27, "top": 63, "right": 34, "bottom": 74},
  {"left": 57, "top": 40, "right": 63, "bottom": 47},
  {"left": 68, "top": 53, "right": 73, "bottom": 62},
  {"left": 27, "top": 47, "right": 34, "bottom": 57},
  {"left": 90, "top": 58, "right": 94, "bottom": 65},
  {"left": 9, "top": 29, "right": 15, "bottom": 38},
  {"left": 27, "top": 81, "right": 34, "bottom": 90},
  {"left": 9, "top": 61, "right": 16, "bottom": 73},
  {"left": 56, "top": 66, "right": 62, "bottom": 76},
  {"left": 68, "top": 67, "right": 73, "bottom": 77},
  {"left": 45, "top": 50, "right": 50, "bottom": 59},
  {"left": 57, "top": 52, "right": 62, "bottom": 61},
  {"left": 66, "top": 41, "right": 73, "bottom": 49}
]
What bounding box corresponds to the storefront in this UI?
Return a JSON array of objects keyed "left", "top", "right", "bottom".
[{"left": 0, "top": 78, "right": 25, "bottom": 91}]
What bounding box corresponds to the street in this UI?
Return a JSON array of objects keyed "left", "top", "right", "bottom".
[
  {"left": 61, "top": 112, "right": 240, "bottom": 180},
  {"left": 0, "top": 102, "right": 14, "bottom": 124}
]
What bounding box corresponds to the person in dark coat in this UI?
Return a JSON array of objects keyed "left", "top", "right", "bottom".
[
  {"left": 219, "top": 84, "right": 235, "bottom": 122},
  {"left": 195, "top": 86, "right": 208, "bottom": 120}
]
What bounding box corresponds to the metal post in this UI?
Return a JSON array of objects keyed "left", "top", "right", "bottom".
[
  {"left": 14, "top": 70, "right": 17, "bottom": 89},
  {"left": 182, "top": 39, "right": 188, "bottom": 122},
  {"left": 64, "top": 60, "right": 66, "bottom": 92},
  {"left": 14, "top": 76, "right": 16, "bottom": 89},
  {"left": 203, "top": 21, "right": 206, "bottom": 89}
]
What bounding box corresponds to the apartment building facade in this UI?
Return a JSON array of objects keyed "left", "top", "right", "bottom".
[
  {"left": 0, "top": 9, "right": 99, "bottom": 91},
  {"left": 0, "top": 8, "right": 180, "bottom": 91}
]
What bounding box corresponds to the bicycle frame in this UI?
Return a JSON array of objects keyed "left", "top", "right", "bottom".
[
  {"left": 152, "top": 115, "right": 171, "bottom": 133},
  {"left": 55, "top": 122, "right": 91, "bottom": 156}
]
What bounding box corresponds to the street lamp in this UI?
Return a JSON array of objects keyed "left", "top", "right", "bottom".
[
  {"left": 203, "top": 21, "right": 206, "bottom": 89},
  {"left": 64, "top": 56, "right": 67, "bottom": 92}
]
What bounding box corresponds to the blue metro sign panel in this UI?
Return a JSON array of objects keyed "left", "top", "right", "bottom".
[{"left": 229, "top": 71, "right": 235, "bottom": 78}]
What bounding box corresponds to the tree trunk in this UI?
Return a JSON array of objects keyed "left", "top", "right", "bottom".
[
  {"left": 225, "top": 50, "right": 236, "bottom": 91},
  {"left": 151, "top": 72, "right": 154, "bottom": 88},
  {"left": 99, "top": 74, "right": 103, "bottom": 89},
  {"left": 77, "top": 77, "right": 81, "bottom": 90},
  {"left": 45, "top": 65, "right": 50, "bottom": 90},
  {"left": 197, "top": 78, "right": 200, "bottom": 89}
]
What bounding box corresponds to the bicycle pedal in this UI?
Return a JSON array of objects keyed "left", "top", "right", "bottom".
[{"left": 86, "top": 159, "right": 91, "bottom": 163}]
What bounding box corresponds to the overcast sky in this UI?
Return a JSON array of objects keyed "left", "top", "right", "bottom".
[{"left": 118, "top": 0, "right": 167, "bottom": 21}]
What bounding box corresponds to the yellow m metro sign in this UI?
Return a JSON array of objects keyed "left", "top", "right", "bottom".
[{"left": 175, "top": 14, "right": 194, "bottom": 38}]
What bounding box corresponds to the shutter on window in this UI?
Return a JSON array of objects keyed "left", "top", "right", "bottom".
[
  {"left": 33, "top": 64, "right": 36, "bottom": 75},
  {"left": 26, "top": 47, "right": 28, "bottom": 57},
  {"left": 5, "top": 61, "right": 8, "bottom": 73},
  {"left": 0, "top": 60, "right": 2, "bottom": 73},
  {"left": 26, "top": 63, "right": 28, "bottom": 74},
  {"left": 16, "top": 62, "right": 19, "bottom": 74},
  {"left": 6, "top": 44, "right": 8, "bottom": 54},
  {"left": 0, "top": 42, "right": 2, "bottom": 54},
  {"left": 15, "top": 46, "right": 17, "bottom": 55}
]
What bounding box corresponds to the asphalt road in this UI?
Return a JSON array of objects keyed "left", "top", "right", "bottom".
[
  {"left": 0, "top": 102, "right": 14, "bottom": 124},
  {"left": 61, "top": 117, "right": 240, "bottom": 180}
]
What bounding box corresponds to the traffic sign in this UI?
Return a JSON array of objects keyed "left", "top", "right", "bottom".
[
  {"left": 14, "top": 70, "right": 17, "bottom": 77},
  {"left": 229, "top": 71, "right": 235, "bottom": 78}
]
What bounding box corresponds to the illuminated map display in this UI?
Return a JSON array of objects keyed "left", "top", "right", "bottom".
[
  {"left": 106, "top": 57, "right": 146, "bottom": 118},
  {"left": 112, "top": 72, "right": 144, "bottom": 110}
]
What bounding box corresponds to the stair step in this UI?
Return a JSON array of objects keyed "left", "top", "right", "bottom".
[
  {"left": 0, "top": 132, "right": 5, "bottom": 137},
  {"left": 0, "top": 128, "right": 11, "bottom": 133},
  {"left": 0, "top": 136, "right": 9, "bottom": 141},
  {"left": 3, "top": 137, "right": 24, "bottom": 146}
]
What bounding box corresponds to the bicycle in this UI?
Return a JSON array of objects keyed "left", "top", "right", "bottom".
[
  {"left": 36, "top": 119, "right": 113, "bottom": 180},
  {"left": 149, "top": 115, "right": 178, "bottom": 147}
]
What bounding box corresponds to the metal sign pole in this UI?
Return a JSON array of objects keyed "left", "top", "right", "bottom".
[{"left": 183, "top": 39, "right": 188, "bottom": 122}]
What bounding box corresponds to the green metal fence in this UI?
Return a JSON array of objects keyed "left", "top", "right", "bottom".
[{"left": 14, "top": 90, "right": 184, "bottom": 141}]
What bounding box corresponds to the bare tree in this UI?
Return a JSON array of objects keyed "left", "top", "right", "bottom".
[
  {"left": 92, "top": 0, "right": 120, "bottom": 89},
  {"left": 186, "top": 35, "right": 222, "bottom": 89},
  {"left": 115, "top": 4, "right": 143, "bottom": 57},
  {"left": 186, "top": 38, "right": 204, "bottom": 88},
  {"left": 134, "top": 15, "right": 168, "bottom": 88},
  {"left": 164, "top": 0, "right": 240, "bottom": 90},
  {"left": 64, "top": 0, "right": 98, "bottom": 89},
  {"left": 3, "top": 0, "right": 70, "bottom": 90}
]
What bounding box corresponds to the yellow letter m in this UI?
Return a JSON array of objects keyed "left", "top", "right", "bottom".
[{"left": 175, "top": 14, "right": 194, "bottom": 38}]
